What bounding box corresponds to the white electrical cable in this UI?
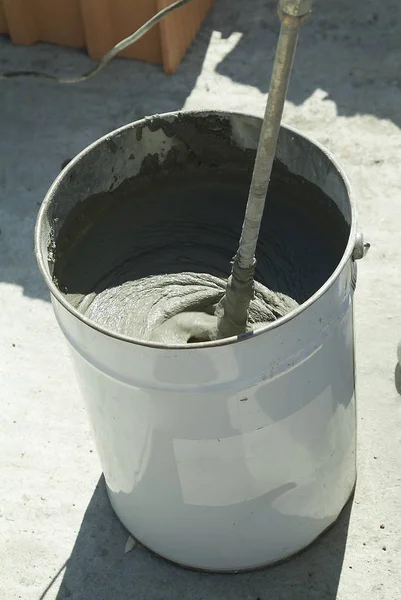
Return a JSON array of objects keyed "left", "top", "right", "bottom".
[{"left": 0, "top": 0, "right": 197, "bottom": 83}]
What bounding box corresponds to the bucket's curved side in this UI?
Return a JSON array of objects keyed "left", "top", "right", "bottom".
[{"left": 52, "top": 277, "right": 356, "bottom": 571}]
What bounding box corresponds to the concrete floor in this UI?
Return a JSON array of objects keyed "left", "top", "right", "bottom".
[{"left": 1, "top": 0, "right": 401, "bottom": 598}]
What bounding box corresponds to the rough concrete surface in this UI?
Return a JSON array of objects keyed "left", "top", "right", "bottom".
[{"left": 1, "top": 0, "right": 400, "bottom": 598}]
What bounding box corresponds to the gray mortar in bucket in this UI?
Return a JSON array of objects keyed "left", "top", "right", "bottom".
[{"left": 51, "top": 112, "right": 349, "bottom": 346}]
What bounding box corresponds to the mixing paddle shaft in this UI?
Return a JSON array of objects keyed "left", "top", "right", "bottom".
[{"left": 216, "top": 0, "right": 312, "bottom": 339}]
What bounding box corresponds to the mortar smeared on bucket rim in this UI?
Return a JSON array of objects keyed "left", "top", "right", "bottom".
[{"left": 35, "top": 111, "right": 362, "bottom": 351}]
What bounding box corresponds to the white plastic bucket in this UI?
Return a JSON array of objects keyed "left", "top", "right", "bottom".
[{"left": 35, "top": 111, "right": 366, "bottom": 572}]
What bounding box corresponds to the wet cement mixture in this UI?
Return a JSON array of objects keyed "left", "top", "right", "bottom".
[{"left": 53, "top": 160, "right": 349, "bottom": 345}]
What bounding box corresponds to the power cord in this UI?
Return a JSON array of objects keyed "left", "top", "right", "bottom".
[{"left": 0, "top": 0, "right": 197, "bottom": 83}]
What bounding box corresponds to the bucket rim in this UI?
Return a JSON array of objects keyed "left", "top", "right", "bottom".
[{"left": 35, "top": 109, "right": 357, "bottom": 351}]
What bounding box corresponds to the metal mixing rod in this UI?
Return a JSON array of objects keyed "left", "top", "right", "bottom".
[{"left": 216, "top": 0, "right": 312, "bottom": 339}]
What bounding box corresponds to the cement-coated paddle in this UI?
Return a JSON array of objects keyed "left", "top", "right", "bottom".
[{"left": 216, "top": 0, "right": 312, "bottom": 339}]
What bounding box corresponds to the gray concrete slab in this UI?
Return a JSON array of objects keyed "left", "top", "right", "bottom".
[{"left": 1, "top": 0, "right": 400, "bottom": 598}]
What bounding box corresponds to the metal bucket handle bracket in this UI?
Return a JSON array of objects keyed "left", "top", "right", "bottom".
[
  {"left": 352, "top": 232, "right": 370, "bottom": 261},
  {"left": 351, "top": 232, "right": 370, "bottom": 290}
]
